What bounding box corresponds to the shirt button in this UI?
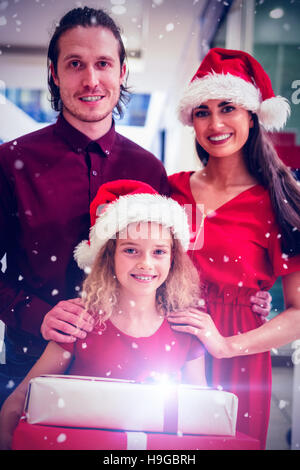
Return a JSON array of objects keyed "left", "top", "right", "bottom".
[
  {"left": 105, "top": 150, "right": 110, "bottom": 155},
  {"left": 92, "top": 170, "right": 98, "bottom": 176}
]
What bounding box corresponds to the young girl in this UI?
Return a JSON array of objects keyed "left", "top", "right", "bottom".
[
  {"left": 168, "top": 47, "right": 300, "bottom": 449},
  {"left": 0, "top": 179, "right": 206, "bottom": 450}
]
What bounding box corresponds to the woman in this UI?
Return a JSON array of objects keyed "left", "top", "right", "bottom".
[{"left": 168, "top": 48, "right": 300, "bottom": 449}]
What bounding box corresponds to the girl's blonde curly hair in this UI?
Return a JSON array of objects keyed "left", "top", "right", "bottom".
[{"left": 80, "top": 232, "right": 201, "bottom": 327}]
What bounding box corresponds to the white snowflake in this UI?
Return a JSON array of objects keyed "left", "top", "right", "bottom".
[
  {"left": 6, "top": 380, "right": 15, "bottom": 389},
  {"left": 278, "top": 400, "right": 289, "bottom": 409},
  {"left": 57, "top": 398, "right": 65, "bottom": 408},
  {"left": 14, "top": 159, "right": 24, "bottom": 170},
  {"left": 165, "top": 23, "right": 174, "bottom": 32},
  {"left": 56, "top": 433, "right": 67, "bottom": 443}
]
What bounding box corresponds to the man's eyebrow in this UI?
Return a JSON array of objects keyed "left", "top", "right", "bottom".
[{"left": 62, "top": 54, "right": 115, "bottom": 62}]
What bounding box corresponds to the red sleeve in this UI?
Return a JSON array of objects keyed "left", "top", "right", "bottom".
[{"left": 268, "top": 228, "right": 300, "bottom": 278}]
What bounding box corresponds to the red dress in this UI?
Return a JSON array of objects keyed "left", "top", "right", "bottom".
[
  {"left": 169, "top": 171, "right": 300, "bottom": 449},
  {"left": 58, "top": 318, "right": 204, "bottom": 382}
]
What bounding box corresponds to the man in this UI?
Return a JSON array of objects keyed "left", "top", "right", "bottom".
[{"left": 0, "top": 7, "right": 169, "bottom": 405}]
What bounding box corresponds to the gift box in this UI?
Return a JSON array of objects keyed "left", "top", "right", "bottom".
[
  {"left": 24, "top": 375, "right": 238, "bottom": 436},
  {"left": 12, "top": 420, "right": 260, "bottom": 450}
]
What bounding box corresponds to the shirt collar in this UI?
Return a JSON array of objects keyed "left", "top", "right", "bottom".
[{"left": 54, "top": 114, "right": 116, "bottom": 156}]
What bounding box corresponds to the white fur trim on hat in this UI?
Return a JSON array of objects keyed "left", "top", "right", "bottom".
[
  {"left": 74, "top": 193, "right": 191, "bottom": 270},
  {"left": 178, "top": 72, "right": 290, "bottom": 131}
]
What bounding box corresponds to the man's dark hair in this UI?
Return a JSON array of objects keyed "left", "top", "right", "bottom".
[{"left": 47, "top": 6, "right": 130, "bottom": 118}]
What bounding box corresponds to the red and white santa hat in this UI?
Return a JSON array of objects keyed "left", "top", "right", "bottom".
[
  {"left": 178, "top": 47, "right": 290, "bottom": 132},
  {"left": 74, "top": 179, "right": 190, "bottom": 270}
]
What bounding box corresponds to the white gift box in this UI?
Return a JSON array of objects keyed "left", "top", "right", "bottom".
[{"left": 25, "top": 375, "right": 238, "bottom": 436}]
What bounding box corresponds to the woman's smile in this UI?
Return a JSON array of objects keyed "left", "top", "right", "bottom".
[{"left": 207, "top": 133, "right": 233, "bottom": 144}]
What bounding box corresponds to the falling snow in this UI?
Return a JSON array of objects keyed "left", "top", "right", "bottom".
[
  {"left": 57, "top": 398, "right": 65, "bottom": 408},
  {"left": 14, "top": 159, "right": 24, "bottom": 170},
  {"left": 56, "top": 433, "right": 67, "bottom": 443}
]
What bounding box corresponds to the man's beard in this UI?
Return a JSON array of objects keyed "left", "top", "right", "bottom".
[{"left": 63, "top": 102, "right": 114, "bottom": 123}]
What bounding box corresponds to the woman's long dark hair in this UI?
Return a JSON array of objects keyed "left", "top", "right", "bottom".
[{"left": 195, "top": 114, "right": 300, "bottom": 256}]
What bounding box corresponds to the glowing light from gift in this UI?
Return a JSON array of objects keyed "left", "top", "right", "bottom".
[{"left": 148, "top": 372, "right": 176, "bottom": 398}]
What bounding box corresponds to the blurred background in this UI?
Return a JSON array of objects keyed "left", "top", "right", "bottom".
[{"left": 0, "top": 0, "right": 299, "bottom": 450}]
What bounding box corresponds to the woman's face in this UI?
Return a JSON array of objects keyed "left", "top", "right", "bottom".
[{"left": 192, "top": 99, "right": 253, "bottom": 160}]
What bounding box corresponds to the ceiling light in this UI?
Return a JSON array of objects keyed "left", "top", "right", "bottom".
[{"left": 269, "top": 8, "right": 284, "bottom": 19}]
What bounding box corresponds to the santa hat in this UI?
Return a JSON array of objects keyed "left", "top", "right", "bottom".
[
  {"left": 178, "top": 47, "right": 290, "bottom": 132},
  {"left": 74, "top": 179, "right": 190, "bottom": 270}
]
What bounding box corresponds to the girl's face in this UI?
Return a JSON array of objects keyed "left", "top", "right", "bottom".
[
  {"left": 114, "top": 222, "right": 172, "bottom": 302},
  {"left": 192, "top": 99, "right": 253, "bottom": 160}
]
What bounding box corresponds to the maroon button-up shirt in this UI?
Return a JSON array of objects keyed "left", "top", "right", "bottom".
[{"left": 0, "top": 114, "right": 169, "bottom": 355}]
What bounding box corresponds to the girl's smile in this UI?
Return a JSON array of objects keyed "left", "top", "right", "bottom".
[{"left": 114, "top": 222, "right": 172, "bottom": 302}]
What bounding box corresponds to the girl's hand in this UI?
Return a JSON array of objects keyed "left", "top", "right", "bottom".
[
  {"left": 168, "top": 308, "right": 230, "bottom": 359},
  {"left": 250, "top": 291, "right": 272, "bottom": 320}
]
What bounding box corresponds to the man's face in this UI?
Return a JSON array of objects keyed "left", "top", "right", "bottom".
[{"left": 51, "top": 25, "right": 126, "bottom": 132}]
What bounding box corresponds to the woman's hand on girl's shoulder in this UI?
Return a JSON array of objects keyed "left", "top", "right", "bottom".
[
  {"left": 167, "top": 308, "right": 231, "bottom": 359},
  {"left": 250, "top": 291, "right": 272, "bottom": 320}
]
